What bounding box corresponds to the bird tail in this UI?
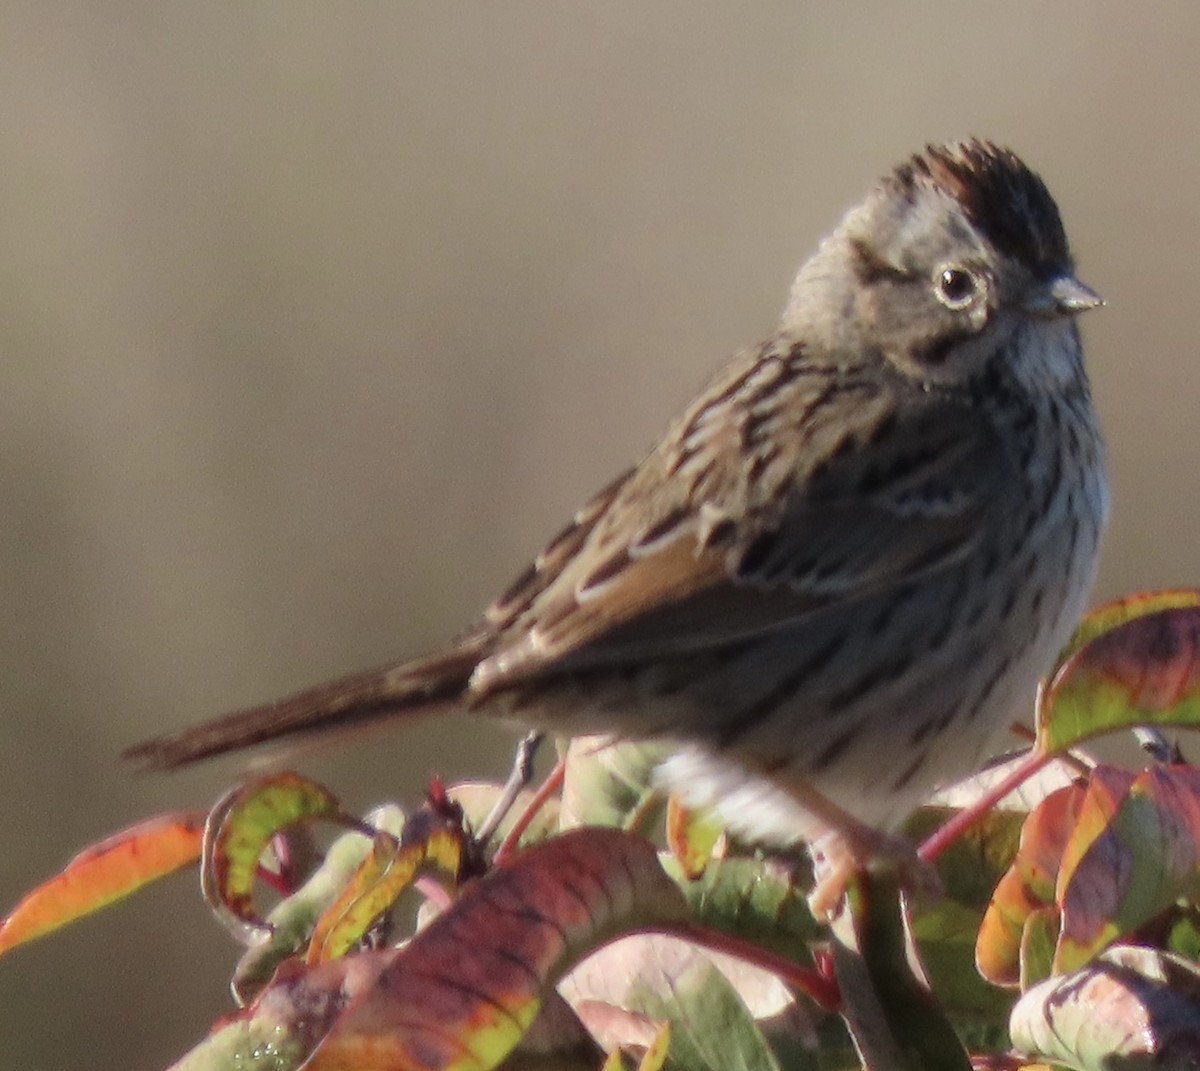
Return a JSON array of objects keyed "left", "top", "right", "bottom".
[{"left": 123, "top": 643, "right": 483, "bottom": 771}]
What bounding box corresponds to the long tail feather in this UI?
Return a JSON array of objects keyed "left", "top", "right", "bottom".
[{"left": 124, "top": 645, "right": 482, "bottom": 771}]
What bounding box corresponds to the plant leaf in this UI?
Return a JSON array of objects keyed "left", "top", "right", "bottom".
[
  {"left": 232, "top": 804, "right": 406, "bottom": 1004},
  {"left": 560, "top": 737, "right": 671, "bottom": 838},
  {"left": 665, "top": 798, "right": 723, "bottom": 881},
  {"left": 1038, "top": 600, "right": 1200, "bottom": 754},
  {"left": 665, "top": 856, "right": 822, "bottom": 963},
  {"left": 621, "top": 956, "right": 785, "bottom": 1071},
  {"left": 202, "top": 772, "right": 344, "bottom": 932},
  {"left": 168, "top": 950, "right": 393, "bottom": 1071},
  {"left": 1018, "top": 907, "right": 1060, "bottom": 992},
  {"left": 1011, "top": 945, "right": 1200, "bottom": 1070},
  {"left": 303, "top": 828, "right": 688, "bottom": 1071},
  {"left": 976, "top": 784, "right": 1087, "bottom": 987},
  {"left": 635, "top": 1021, "right": 671, "bottom": 1071},
  {"left": 0, "top": 810, "right": 205, "bottom": 956},
  {"left": 830, "top": 872, "right": 972, "bottom": 1071},
  {"left": 1056, "top": 766, "right": 1200, "bottom": 974},
  {"left": 1048, "top": 589, "right": 1200, "bottom": 684},
  {"left": 307, "top": 819, "right": 465, "bottom": 964}
]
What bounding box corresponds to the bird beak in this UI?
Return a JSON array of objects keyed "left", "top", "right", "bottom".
[{"left": 1025, "top": 274, "right": 1104, "bottom": 318}]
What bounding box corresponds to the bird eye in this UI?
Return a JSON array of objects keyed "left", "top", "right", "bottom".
[{"left": 935, "top": 266, "right": 980, "bottom": 309}]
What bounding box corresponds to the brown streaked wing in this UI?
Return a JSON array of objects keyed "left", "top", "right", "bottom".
[
  {"left": 470, "top": 373, "right": 1001, "bottom": 693},
  {"left": 483, "top": 466, "right": 637, "bottom": 631}
]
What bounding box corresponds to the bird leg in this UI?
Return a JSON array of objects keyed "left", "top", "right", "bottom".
[
  {"left": 807, "top": 825, "right": 940, "bottom": 921},
  {"left": 777, "top": 780, "right": 941, "bottom": 920}
]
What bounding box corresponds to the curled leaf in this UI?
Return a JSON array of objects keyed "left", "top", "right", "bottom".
[
  {"left": 635, "top": 1021, "right": 671, "bottom": 1071},
  {"left": 202, "top": 772, "right": 345, "bottom": 937},
  {"left": 233, "top": 804, "right": 406, "bottom": 1004},
  {"left": 976, "top": 782, "right": 1090, "bottom": 987},
  {"left": 307, "top": 817, "right": 465, "bottom": 964},
  {"left": 1050, "top": 589, "right": 1200, "bottom": 681},
  {"left": 1056, "top": 766, "right": 1200, "bottom": 974},
  {"left": 979, "top": 763, "right": 1200, "bottom": 988}
]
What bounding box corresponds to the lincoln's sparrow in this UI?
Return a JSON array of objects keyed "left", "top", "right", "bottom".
[{"left": 128, "top": 141, "right": 1107, "bottom": 910}]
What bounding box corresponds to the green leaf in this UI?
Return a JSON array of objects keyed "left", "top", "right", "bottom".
[
  {"left": 306, "top": 818, "right": 464, "bottom": 964},
  {"left": 628, "top": 958, "right": 784, "bottom": 1071},
  {"left": 232, "top": 804, "right": 406, "bottom": 1003},
  {"left": 1011, "top": 946, "right": 1200, "bottom": 1070},
  {"left": 560, "top": 737, "right": 671, "bottom": 837},
  {"left": 831, "top": 872, "right": 972, "bottom": 1071},
  {"left": 203, "top": 773, "right": 344, "bottom": 930},
  {"left": 1164, "top": 909, "right": 1200, "bottom": 960},
  {"left": 1018, "top": 907, "right": 1059, "bottom": 991},
  {"left": 665, "top": 856, "right": 822, "bottom": 963},
  {"left": 904, "top": 805, "right": 1025, "bottom": 911}
]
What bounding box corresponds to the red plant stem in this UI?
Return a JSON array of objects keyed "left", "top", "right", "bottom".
[
  {"left": 254, "top": 864, "right": 293, "bottom": 897},
  {"left": 919, "top": 747, "right": 1052, "bottom": 863},
  {"left": 657, "top": 918, "right": 842, "bottom": 1012},
  {"left": 415, "top": 875, "right": 454, "bottom": 911},
  {"left": 494, "top": 755, "right": 567, "bottom": 864},
  {"left": 970, "top": 1053, "right": 1029, "bottom": 1071}
]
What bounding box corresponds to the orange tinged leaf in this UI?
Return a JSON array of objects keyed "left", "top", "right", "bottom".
[
  {"left": 1056, "top": 766, "right": 1200, "bottom": 974},
  {"left": 307, "top": 824, "right": 465, "bottom": 964},
  {"left": 977, "top": 784, "right": 1085, "bottom": 986},
  {"left": 979, "top": 762, "right": 1200, "bottom": 987},
  {"left": 665, "top": 796, "right": 722, "bottom": 880},
  {"left": 0, "top": 810, "right": 205, "bottom": 956},
  {"left": 1054, "top": 767, "right": 1136, "bottom": 899}
]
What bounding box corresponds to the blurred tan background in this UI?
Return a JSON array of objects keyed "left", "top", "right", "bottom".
[{"left": 2, "top": 4, "right": 1198, "bottom": 1068}]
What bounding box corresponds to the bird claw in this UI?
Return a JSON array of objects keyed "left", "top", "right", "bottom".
[{"left": 806, "top": 828, "right": 941, "bottom": 921}]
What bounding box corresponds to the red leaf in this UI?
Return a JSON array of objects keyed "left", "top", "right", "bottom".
[
  {"left": 1049, "top": 589, "right": 1200, "bottom": 682},
  {"left": 1039, "top": 600, "right": 1200, "bottom": 754},
  {"left": 303, "top": 828, "right": 687, "bottom": 1071}
]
